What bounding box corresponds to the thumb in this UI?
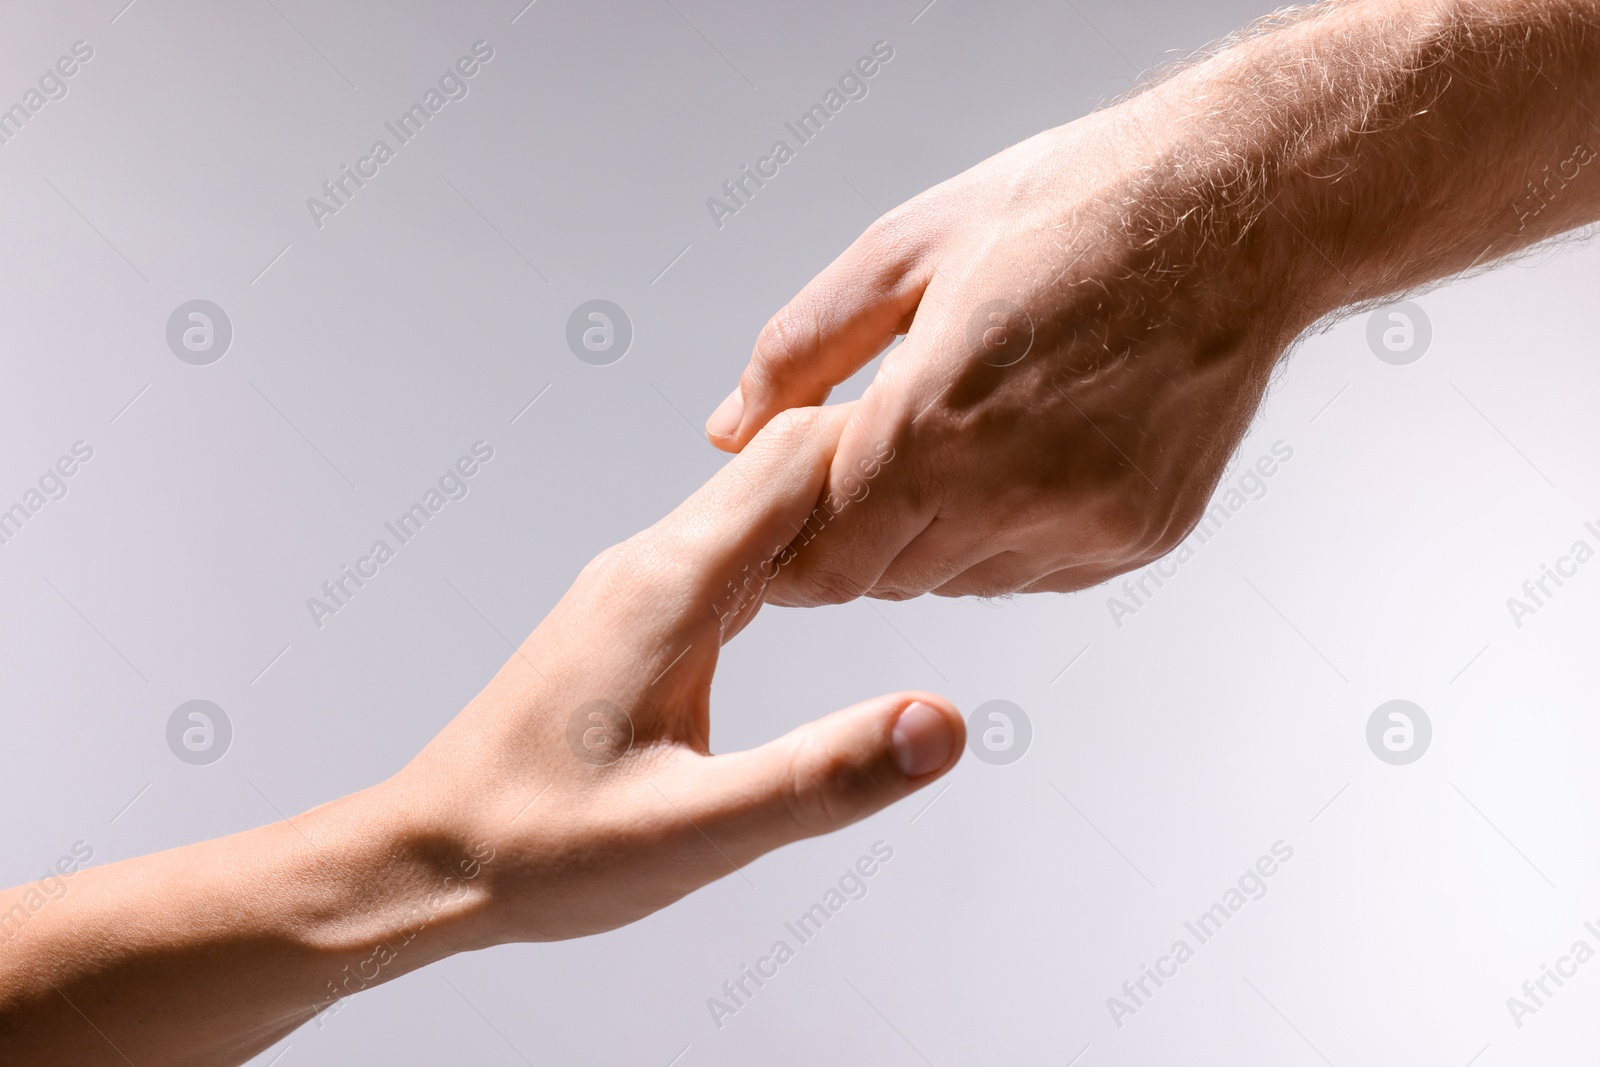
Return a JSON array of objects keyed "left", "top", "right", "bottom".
[
  {"left": 689, "top": 692, "right": 964, "bottom": 857},
  {"left": 706, "top": 219, "right": 932, "bottom": 452}
]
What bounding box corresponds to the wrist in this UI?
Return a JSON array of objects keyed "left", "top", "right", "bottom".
[
  {"left": 1139, "top": 0, "right": 1600, "bottom": 329},
  {"left": 1107, "top": 0, "right": 1461, "bottom": 336},
  {"left": 285, "top": 784, "right": 496, "bottom": 1009},
  {"left": 0, "top": 782, "right": 498, "bottom": 1058}
]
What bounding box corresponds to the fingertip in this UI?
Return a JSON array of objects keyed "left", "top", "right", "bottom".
[
  {"left": 705, "top": 386, "right": 746, "bottom": 449},
  {"left": 888, "top": 693, "right": 964, "bottom": 779},
  {"left": 689, "top": 689, "right": 963, "bottom": 855}
]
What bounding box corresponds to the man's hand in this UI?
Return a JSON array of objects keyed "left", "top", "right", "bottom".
[
  {"left": 706, "top": 0, "right": 1600, "bottom": 604},
  {"left": 708, "top": 112, "right": 1296, "bottom": 602}
]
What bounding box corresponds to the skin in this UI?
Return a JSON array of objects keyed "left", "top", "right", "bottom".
[
  {"left": 0, "top": 405, "right": 964, "bottom": 1066},
  {"left": 707, "top": 0, "right": 1600, "bottom": 604},
  {"left": 9, "top": 0, "right": 1600, "bottom": 1059}
]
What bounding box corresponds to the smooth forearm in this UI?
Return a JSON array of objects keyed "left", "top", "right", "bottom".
[
  {"left": 0, "top": 784, "right": 488, "bottom": 1066},
  {"left": 0, "top": 404, "right": 950, "bottom": 1062}
]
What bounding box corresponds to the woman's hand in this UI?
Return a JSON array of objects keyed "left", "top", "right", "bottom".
[
  {"left": 398, "top": 402, "right": 964, "bottom": 945},
  {"left": 0, "top": 404, "right": 964, "bottom": 1066}
]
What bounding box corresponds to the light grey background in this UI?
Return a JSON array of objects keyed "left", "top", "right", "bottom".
[{"left": 3, "top": 0, "right": 1598, "bottom": 1063}]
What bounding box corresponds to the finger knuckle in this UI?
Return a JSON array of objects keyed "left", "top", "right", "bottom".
[
  {"left": 859, "top": 209, "right": 905, "bottom": 252},
  {"left": 860, "top": 195, "right": 931, "bottom": 256},
  {"left": 577, "top": 542, "right": 624, "bottom": 584},
  {"left": 750, "top": 303, "right": 819, "bottom": 385},
  {"left": 1095, "top": 491, "right": 1161, "bottom": 557},
  {"left": 578, "top": 535, "right": 656, "bottom": 596},
  {"left": 780, "top": 740, "right": 876, "bottom": 836},
  {"left": 937, "top": 576, "right": 1017, "bottom": 600},
  {"left": 1145, "top": 510, "right": 1196, "bottom": 558},
  {"left": 1128, "top": 481, "right": 1204, "bottom": 559},
  {"left": 763, "top": 405, "right": 817, "bottom": 443},
  {"left": 796, "top": 565, "right": 873, "bottom": 605}
]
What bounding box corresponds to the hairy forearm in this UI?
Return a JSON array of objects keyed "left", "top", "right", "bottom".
[
  {"left": 0, "top": 785, "right": 489, "bottom": 1066},
  {"left": 1113, "top": 0, "right": 1600, "bottom": 333}
]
